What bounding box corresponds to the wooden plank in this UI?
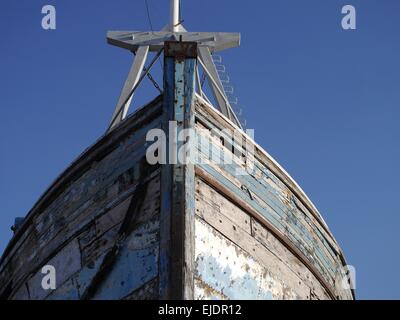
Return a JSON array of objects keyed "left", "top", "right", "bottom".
[
  {"left": 196, "top": 179, "right": 251, "bottom": 234},
  {"left": 251, "top": 218, "right": 330, "bottom": 299},
  {"left": 182, "top": 56, "right": 197, "bottom": 301},
  {"left": 95, "top": 196, "right": 132, "bottom": 237},
  {"left": 159, "top": 42, "right": 197, "bottom": 300},
  {"left": 158, "top": 46, "right": 175, "bottom": 299}
]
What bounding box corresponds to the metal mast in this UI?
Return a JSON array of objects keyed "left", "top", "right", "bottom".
[
  {"left": 170, "top": 0, "right": 180, "bottom": 32},
  {"left": 107, "top": 0, "right": 242, "bottom": 132}
]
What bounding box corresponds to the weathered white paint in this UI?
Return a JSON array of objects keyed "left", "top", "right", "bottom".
[{"left": 194, "top": 218, "right": 298, "bottom": 300}]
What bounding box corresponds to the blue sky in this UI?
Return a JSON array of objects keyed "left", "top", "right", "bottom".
[{"left": 0, "top": 0, "right": 399, "bottom": 299}]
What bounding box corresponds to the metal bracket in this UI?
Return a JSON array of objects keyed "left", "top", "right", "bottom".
[{"left": 107, "top": 31, "right": 239, "bottom": 54}]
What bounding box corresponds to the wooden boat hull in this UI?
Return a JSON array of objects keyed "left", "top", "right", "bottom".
[{"left": 0, "top": 42, "right": 354, "bottom": 300}]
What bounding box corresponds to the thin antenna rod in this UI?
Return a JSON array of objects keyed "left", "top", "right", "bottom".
[{"left": 170, "top": 0, "right": 180, "bottom": 32}]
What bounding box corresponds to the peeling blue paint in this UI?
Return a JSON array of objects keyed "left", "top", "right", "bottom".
[{"left": 196, "top": 254, "right": 273, "bottom": 300}]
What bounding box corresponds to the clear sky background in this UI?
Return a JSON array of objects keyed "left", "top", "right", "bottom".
[{"left": 0, "top": 0, "right": 399, "bottom": 299}]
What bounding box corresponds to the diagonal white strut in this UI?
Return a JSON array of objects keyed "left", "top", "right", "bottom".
[
  {"left": 109, "top": 46, "right": 149, "bottom": 130},
  {"left": 198, "top": 54, "right": 241, "bottom": 127},
  {"left": 198, "top": 47, "right": 232, "bottom": 122}
]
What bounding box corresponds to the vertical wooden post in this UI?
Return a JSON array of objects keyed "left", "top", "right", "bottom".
[{"left": 159, "top": 41, "right": 197, "bottom": 300}]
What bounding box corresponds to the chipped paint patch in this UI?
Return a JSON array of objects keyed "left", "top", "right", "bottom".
[{"left": 194, "top": 218, "right": 297, "bottom": 300}]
